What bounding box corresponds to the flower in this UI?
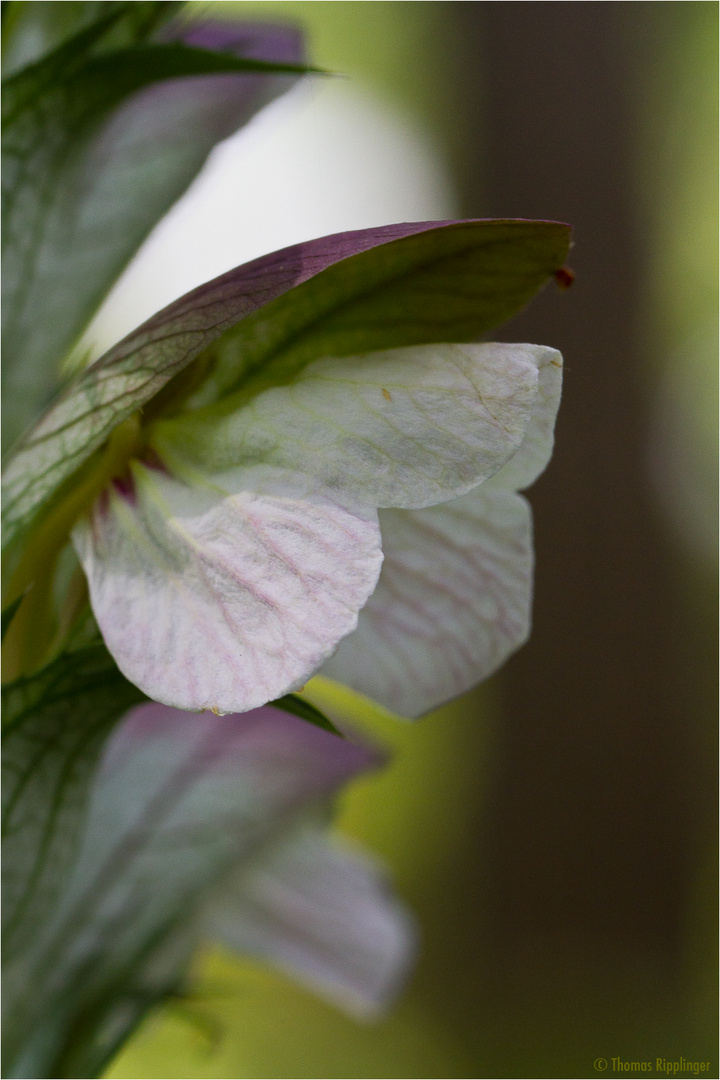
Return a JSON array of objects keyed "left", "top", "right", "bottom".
[
  {"left": 0, "top": 12, "right": 571, "bottom": 1077},
  {"left": 3, "top": 700, "right": 414, "bottom": 1077},
  {"left": 4, "top": 220, "right": 567, "bottom": 718},
  {"left": 74, "top": 338, "right": 561, "bottom": 717},
  {"left": 319, "top": 341, "right": 563, "bottom": 717}
]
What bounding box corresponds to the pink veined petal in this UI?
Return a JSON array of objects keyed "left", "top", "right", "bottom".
[
  {"left": 321, "top": 487, "right": 533, "bottom": 718},
  {"left": 203, "top": 817, "right": 416, "bottom": 1020},
  {"left": 73, "top": 463, "right": 383, "bottom": 714}
]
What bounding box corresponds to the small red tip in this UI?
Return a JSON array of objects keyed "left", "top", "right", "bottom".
[{"left": 554, "top": 266, "right": 575, "bottom": 290}]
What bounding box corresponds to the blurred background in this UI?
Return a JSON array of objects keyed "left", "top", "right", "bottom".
[{"left": 105, "top": 3, "right": 718, "bottom": 1077}]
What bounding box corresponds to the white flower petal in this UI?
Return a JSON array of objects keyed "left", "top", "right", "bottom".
[
  {"left": 73, "top": 463, "right": 383, "bottom": 713},
  {"left": 155, "top": 342, "right": 542, "bottom": 511},
  {"left": 203, "top": 817, "right": 416, "bottom": 1019},
  {"left": 483, "top": 345, "right": 563, "bottom": 491},
  {"left": 321, "top": 487, "right": 533, "bottom": 717}
]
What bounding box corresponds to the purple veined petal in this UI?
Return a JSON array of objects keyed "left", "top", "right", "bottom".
[
  {"left": 72, "top": 461, "right": 383, "bottom": 714},
  {"left": 321, "top": 487, "right": 534, "bottom": 718},
  {"left": 4, "top": 218, "right": 570, "bottom": 551},
  {"left": 2, "top": 14, "right": 307, "bottom": 450},
  {"left": 202, "top": 817, "right": 417, "bottom": 1020},
  {"left": 101, "top": 701, "right": 379, "bottom": 810},
  {"left": 172, "top": 19, "right": 304, "bottom": 66},
  {"left": 3, "top": 702, "right": 382, "bottom": 1077},
  {"left": 79, "top": 221, "right": 462, "bottom": 379}
]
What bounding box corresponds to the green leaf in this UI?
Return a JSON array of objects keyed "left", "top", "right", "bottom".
[
  {"left": 2, "top": 219, "right": 571, "bottom": 554},
  {"left": 1, "top": 2, "right": 180, "bottom": 79},
  {"left": 1, "top": 643, "right": 146, "bottom": 961},
  {"left": 2, "top": 10, "right": 307, "bottom": 449},
  {"left": 1, "top": 590, "right": 26, "bottom": 641},
  {"left": 270, "top": 694, "right": 344, "bottom": 737}
]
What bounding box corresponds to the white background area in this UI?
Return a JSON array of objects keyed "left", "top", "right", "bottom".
[{"left": 82, "top": 79, "right": 458, "bottom": 359}]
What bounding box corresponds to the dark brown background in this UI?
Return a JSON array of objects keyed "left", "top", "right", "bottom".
[{"left": 410, "top": 4, "right": 718, "bottom": 1072}]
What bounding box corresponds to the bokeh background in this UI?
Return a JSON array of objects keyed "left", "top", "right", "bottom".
[{"left": 105, "top": 3, "right": 717, "bottom": 1077}]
